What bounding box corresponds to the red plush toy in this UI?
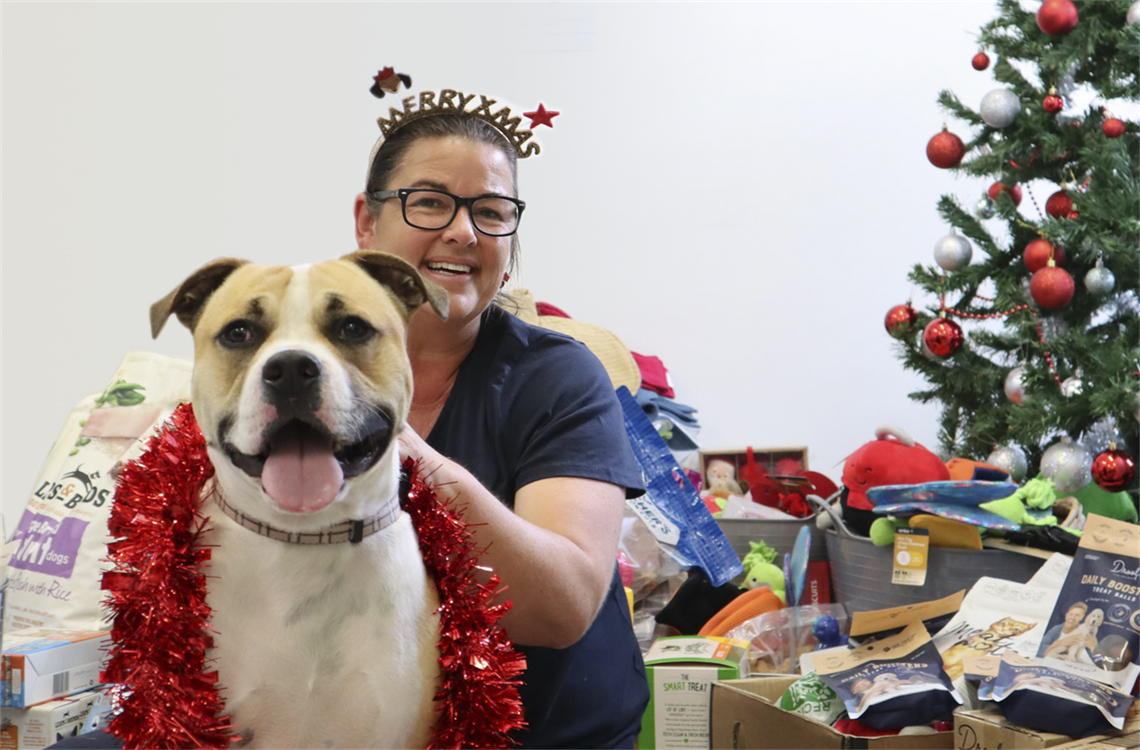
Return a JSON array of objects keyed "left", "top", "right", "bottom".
[{"left": 840, "top": 426, "right": 950, "bottom": 536}]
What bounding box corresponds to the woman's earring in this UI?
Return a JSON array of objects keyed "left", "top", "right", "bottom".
[{"left": 501, "top": 273, "right": 510, "bottom": 289}]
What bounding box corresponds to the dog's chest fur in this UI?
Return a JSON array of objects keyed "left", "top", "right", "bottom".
[{"left": 201, "top": 495, "right": 441, "bottom": 749}]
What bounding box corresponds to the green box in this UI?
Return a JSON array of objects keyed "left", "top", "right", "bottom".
[{"left": 638, "top": 636, "right": 751, "bottom": 750}]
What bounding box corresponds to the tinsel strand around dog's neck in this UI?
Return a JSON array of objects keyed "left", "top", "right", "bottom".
[{"left": 101, "top": 402, "right": 526, "bottom": 750}]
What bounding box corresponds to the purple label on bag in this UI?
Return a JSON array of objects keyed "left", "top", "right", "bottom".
[{"left": 9, "top": 512, "right": 88, "bottom": 578}]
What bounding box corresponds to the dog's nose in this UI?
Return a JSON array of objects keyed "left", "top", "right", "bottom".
[{"left": 262, "top": 350, "right": 322, "bottom": 400}]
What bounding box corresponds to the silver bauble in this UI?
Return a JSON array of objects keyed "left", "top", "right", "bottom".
[
  {"left": 1005, "top": 366, "right": 1029, "bottom": 405},
  {"left": 1082, "top": 417, "right": 1122, "bottom": 456},
  {"left": 1061, "top": 376, "right": 1083, "bottom": 397},
  {"left": 987, "top": 445, "right": 1028, "bottom": 482},
  {"left": 1128, "top": 1, "right": 1140, "bottom": 25},
  {"left": 976, "top": 196, "right": 997, "bottom": 219},
  {"left": 934, "top": 231, "right": 974, "bottom": 271},
  {"left": 1040, "top": 441, "right": 1092, "bottom": 495},
  {"left": 1084, "top": 258, "right": 1116, "bottom": 295},
  {"left": 980, "top": 89, "right": 1021, "bottom": 128}
]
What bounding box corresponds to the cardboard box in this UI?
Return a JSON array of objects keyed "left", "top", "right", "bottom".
[
  {"left": 639, "top": 636, "right": 751, "bottom": 750},
  {"left": 710, "top": 676, "right": 953, "bottom": 749},
  {"left": 953, "top": 704, "right": 1140, "bottom": 750},
  {"left": 2, "top": 628, "right": 109, "bottom": 708},
  {"left": 0, "top": 690, "right": 99, "bottom": 749}
]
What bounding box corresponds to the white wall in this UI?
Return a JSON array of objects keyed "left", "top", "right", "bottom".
[{"left": 3, "top": 1, "right": 1005, "bottom": 527}]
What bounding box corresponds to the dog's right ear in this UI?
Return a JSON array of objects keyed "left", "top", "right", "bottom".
[{"left": 150, "top": 258, "right": 249, "bottom": 338}]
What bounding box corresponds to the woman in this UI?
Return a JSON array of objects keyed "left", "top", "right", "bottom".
[{"left": 353, "top": 108, "right": 649, "bottom": 748}]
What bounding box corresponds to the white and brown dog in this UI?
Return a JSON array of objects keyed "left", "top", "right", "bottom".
[{"left": 150, "top": 250, "right": 449, "bottom": 749}]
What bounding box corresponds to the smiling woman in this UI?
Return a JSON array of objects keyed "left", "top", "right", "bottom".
[{"left": 350, "top": 88, "right": 651, "bottom": 749}]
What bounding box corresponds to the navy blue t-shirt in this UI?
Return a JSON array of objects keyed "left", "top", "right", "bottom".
[{"left": 427, "top": 305, "right": 649, "bottom": 749}]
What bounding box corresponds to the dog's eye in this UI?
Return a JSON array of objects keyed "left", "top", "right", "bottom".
[
  {"left": 337, "top": 316, "right": 375, "bottom": 343},
  {"left": 219, "top": 321, "right": 256, "bottom": 348}
]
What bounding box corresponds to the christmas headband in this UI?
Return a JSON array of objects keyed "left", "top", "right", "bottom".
[{"left": 366, "top": 67, "right": 559, "bottom": 183}]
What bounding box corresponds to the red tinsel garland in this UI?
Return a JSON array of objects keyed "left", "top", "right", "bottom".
[{"left": 102, "top": 403, "right": 526, "bottom": 749}]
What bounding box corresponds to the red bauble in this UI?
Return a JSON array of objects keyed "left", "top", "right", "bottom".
[
  {"left": 1023, "top": 238, "right": 1065, "bottom": 272},
  {"left": 1036, "top": 0, "right": 1079, "bottom": 36},
  {"left": 1045, "top": 190, "right": 1073, "bottom": 219},
  {"left": 972, "top": 52, "right": 991, "bottom": 71},
  {"left": 922, "top": 317, "right": 964, "bottom": 358},
  {"left": 1043, "top": 93, "right": 1064, "bottom": 114},
  {"left": 885, "top": 304, "right": 919, "bottom": 339},
  {"left": 1091, "top": 449, "right": 1137, "bottom": 492},
  {"left": 1103, "top": 118, "right": 1125, "bottom": 138},
  {"left": 926, "top": 130, "right": 966, "bottom": 169},
  {"left": 987, "top": 181, "right": 1023, "bottom": 206},
  {"left": 1030, "top": 264, "right": 1075, "bottom": 309}
]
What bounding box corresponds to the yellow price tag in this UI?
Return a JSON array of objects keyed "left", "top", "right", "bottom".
[{"left": 891, "top": 527, "right": 930, "bottom": 586}]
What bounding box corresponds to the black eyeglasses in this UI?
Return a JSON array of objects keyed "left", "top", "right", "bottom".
[{"left": 371, "top": 188, "right": 525, "bottom": 237}]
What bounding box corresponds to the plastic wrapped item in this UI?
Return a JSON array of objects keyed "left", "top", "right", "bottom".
[
  {"left": 617, "top": 509, "right": 683, "bottom": 602},
  {"left": 618, "top": 387, "right": 742, "bottom": 586},
  {"left": 725, "top": 603, "right": 849, "bottom": 674}
]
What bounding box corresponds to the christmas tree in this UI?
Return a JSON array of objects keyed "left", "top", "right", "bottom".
[{"left": 890, "top": 0, "right": 1139, "bottom": 501}]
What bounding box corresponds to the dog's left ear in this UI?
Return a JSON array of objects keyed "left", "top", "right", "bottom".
[
  {"left": 343, "top": 251, "right": 449, "bottom": 321},
  {"left": 150, "top": 257, "right": 250, "bottom": 338}
]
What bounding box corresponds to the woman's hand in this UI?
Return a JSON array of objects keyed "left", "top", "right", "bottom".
[{"left": 396, "top": 422, "right": 624, "bottom": 649}]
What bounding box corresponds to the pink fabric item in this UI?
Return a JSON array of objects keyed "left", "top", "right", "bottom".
[{"left": 632, "top": 352, "right": 674, "bottom": 398}]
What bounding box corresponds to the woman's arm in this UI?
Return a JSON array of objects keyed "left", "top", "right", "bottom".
[{"left": 399, "top": 427, "right": 624, "bottom": 649}]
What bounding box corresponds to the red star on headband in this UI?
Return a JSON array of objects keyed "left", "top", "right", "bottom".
[
  {"left": 374, "top": 67, "right": 395, "bottom": 83},
  {"left": 523, "top": 103, "right": 560, "bottom": 129}
]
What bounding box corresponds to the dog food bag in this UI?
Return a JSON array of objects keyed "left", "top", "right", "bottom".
[
  {"left": 4, "top": 351, "right": 192, "bottom": 632},
  {"left": 815, "top": 621, "right": 962, "bottom": 729},
  {"left": 1034, "top": 514, "right": 1140, "bottom": 693},
  {"left": 991, "top": 652, "right": 1133, "bottom": 736},
  {"left": 932, "top": 576, "right": 1060, "bottom": 682}
]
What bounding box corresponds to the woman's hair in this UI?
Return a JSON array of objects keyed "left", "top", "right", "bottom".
[{"left": 363, "top": 113, "right": 521, "bottom": 279}]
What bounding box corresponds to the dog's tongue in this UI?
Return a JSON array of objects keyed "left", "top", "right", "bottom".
[{"left": 262, "top": 425, "right": 343, "bottom": 513}]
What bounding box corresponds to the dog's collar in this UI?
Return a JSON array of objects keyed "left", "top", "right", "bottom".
[{"left": 213, "top": 491, "right": 402, "bottom": 544}]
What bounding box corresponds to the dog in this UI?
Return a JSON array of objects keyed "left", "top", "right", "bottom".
[{"left": 149, "top": 250, "right": 450, "bottom": 748}]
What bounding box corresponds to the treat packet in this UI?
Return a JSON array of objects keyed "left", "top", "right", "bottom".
[
  {"left": 991, "top": 652, "right": 1133, "bottom": 736},
  {"left": 815, "top": 621, "right": 962, "bottom": 729},
  {"left": 777, "top": 671, "right": 845, "bottom": 726},
  {"left": 933, "top": 576, "right": 1060, "bottom": 681},
  {"left": 1035, "top": 514, "right": 1140, "bottom": 692}
]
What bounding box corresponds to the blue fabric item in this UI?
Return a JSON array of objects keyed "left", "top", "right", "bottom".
[
  {"left": 635, "top": 389, "right": 702, "bottom": 451},
  {"left": 427, "top": 305, "right": 648, "bottom": 749}
]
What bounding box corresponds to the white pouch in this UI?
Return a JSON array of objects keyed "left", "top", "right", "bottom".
[{"left": 4, "top": 351, "right": 192, "bottom": 632}]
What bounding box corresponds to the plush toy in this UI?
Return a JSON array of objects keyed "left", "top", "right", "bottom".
[
  {"left": 1008, "top": 475, "right": 1059, "bottom": 510},
  {"left": 740, "top": 540, "right": 787, "bottom": 604},
  {"left": 1073, "top": 481, "right": 1139, "bottom": 523},
  {"left": 945, "top": 458, "right": 1010, "bottom": 482},
  {"left": 840, "top": 426, "right": 950, "bottom": 536}
]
